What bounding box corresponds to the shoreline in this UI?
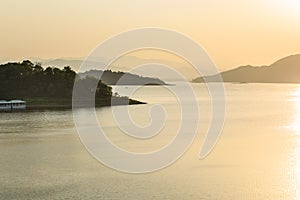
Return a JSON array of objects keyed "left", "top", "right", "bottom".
[{"left": 0, "top": 97, "right": 145, "bottom": 111}]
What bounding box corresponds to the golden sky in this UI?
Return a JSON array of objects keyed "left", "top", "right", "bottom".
[{"left": 0, "top": 0, "right": 300, "bottom": 69}]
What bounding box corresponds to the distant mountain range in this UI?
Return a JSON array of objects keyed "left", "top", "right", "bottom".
[
  {"left": 192, "top": 54, "right": 300, "bottom": 83},
  {"left": 42, "top": 58, "right": 106, "bottom": 70},
  {"left": 21, "top": 56, "right": 196, "bottom": 81},
  {"left": 31, "top": 57, "right": 168, "bottom": 85},
  {"left": 79, "top": 70, "right": 167, "bottom": 85}
]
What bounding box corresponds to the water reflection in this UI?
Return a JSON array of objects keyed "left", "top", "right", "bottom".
[
  {"left": 289, "top": 86, "right": 300, "bottom": 130},
  {"left": 2, "top": 83, "right": 300, "bottom": 199},
  {"left": 287, "top": 86, "right": 300, "bottom": 199}
]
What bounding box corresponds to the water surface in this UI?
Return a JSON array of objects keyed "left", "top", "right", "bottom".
[{"left": 1, "top": 83, "right": 300, "bottom": 199}]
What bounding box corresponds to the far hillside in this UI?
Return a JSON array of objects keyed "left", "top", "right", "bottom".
[
  {"left": 79, "top": 70, "right": 168, "bottom": 85},
  {"left": 192, "top": 54, "right": 300, "bottom": 83}
]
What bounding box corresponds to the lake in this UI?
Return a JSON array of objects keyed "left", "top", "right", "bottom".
[{"left": 1, "top": 83, "right": 300, "bottom": 199}]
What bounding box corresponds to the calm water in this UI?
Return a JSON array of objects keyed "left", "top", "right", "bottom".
[{"left": 1, "top": 83, "right": 300, "bottom": 199}]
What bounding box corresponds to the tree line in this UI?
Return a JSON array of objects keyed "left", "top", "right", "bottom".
[{"left": 0, "top": 60, "right": 113, "bottom": 99}]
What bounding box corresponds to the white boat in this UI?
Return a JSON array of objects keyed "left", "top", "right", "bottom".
[{"left": 0, "top": 100, "right": 26, "bottom": 110}]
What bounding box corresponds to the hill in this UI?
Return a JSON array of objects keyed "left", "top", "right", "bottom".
[
  {"left": 79, "top": 69, "right": 167, "bottom": 85},
  {"left": 192, "top": 54, "right": 300, "bottom": 83},
  {"left": 0, "top": 60, "right": 144, "bottom": 109}
]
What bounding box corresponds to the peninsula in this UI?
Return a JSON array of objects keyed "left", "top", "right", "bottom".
[{"left": 0, "top": 60, "right": 144, "bottom": 109}]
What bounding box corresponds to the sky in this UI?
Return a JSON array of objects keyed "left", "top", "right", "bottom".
[{"left": 0, "top": 0, "right": 300, "bottom": 70}]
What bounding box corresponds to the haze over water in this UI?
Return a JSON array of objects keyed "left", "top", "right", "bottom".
[
  {"left": 1, "top": 83, "right": 300, "bottom": 199},
  {"left": 1, "top": 0, "right": 300, "bottom": 199}
]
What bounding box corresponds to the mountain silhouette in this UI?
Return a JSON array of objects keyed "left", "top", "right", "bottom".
[
  {"left": 79, "top": 69, "right": 167, "bottom": 85},
  {"left": 192, "top": 54, "right": 300, "bottom": 83}
]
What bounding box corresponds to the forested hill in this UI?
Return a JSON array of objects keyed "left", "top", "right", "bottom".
[
  {"left": 1, "top": 61, "right": 71, "bottom": 99},
  {"left": 0, "top": 60, "right": 142, "bottom": 107}
]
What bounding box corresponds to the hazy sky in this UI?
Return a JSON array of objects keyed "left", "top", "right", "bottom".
[{"left": 0, "top": 0, "right": 300, "bottom": 69}]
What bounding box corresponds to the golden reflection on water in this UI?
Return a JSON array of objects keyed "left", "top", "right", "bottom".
[
  {"left": 294, "top": 146, "right": 300, "bottom": 199},
  {"left": 288, "top": 87, "right": 300, "bottom": 132},
  {"left": 288, "top": 87, "right": 300, "bottom": 199}
]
